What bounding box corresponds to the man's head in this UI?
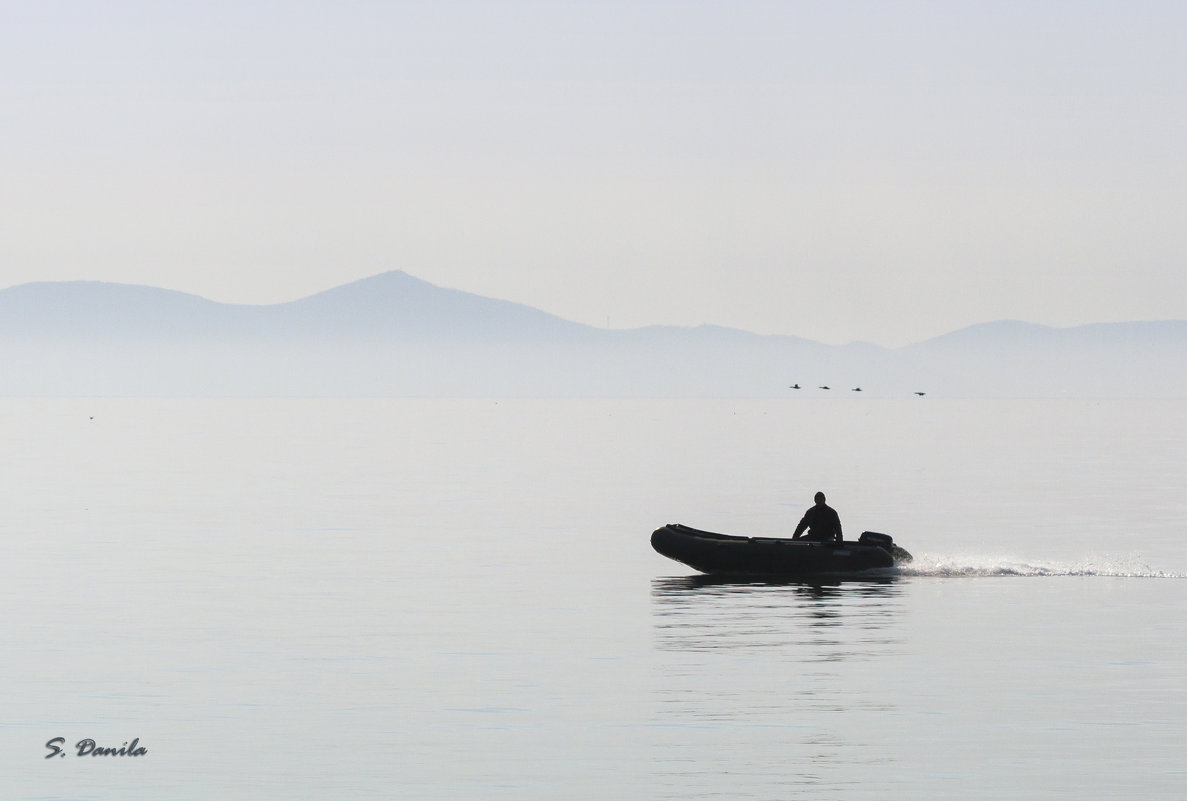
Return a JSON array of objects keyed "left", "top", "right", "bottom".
[{"left": 814, "top": 491, "right": 826, "bottom": 504}]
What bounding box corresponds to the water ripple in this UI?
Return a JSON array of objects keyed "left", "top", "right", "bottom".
[{"left": 900, "top": 554, "right": 1186, "bottom": 578}]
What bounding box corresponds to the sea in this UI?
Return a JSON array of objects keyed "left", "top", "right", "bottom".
[{"left": 2, "top": 397, "right": 1184, "bottom": 800}]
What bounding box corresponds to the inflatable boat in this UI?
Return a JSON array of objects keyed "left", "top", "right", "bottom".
[{"left": 651, "top": 523, "right": 912, "bottom": 576}]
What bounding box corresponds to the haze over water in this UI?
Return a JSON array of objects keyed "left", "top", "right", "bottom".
[{"left": 4, "top": 397, "right": 1184, "bottom": 799}]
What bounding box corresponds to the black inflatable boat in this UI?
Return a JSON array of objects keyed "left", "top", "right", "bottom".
[{"left": 651, "top": 523, "right": 913, "bottom": 576}]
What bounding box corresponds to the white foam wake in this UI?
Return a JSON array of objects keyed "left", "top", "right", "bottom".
[{"left": 898, "top": 554, "right": 1185, "bottom": 579}]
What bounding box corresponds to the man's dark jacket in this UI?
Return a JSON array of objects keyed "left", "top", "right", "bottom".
[{"left": 793, "top": 503, "right": 843, "bottom": 542}]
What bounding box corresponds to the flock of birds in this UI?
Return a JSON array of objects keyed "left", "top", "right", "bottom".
[{"left": 789, "top": 383, "right": 926, "bottom": 396}]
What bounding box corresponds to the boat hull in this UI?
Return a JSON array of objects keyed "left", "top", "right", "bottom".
[{"left": 651, "top": 523, "right": 910, "bottom": 576}]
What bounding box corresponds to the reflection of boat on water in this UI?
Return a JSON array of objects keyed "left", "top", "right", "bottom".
[
  {"left": 651, "top": 573, "right": 901, "bottom": 594},
  {"left": 650, "top": 573, "right": 905, "bottom": 655},
  {"left": 651, "top": 523, "right": 913, "bottom": 577}
]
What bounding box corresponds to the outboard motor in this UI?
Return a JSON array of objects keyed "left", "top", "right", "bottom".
[
  {"left": 858, "top": 531, "right": 894, "bottom": 549},
  {"left": 859, "top": 531, "right": 913, "bottom": 563}
]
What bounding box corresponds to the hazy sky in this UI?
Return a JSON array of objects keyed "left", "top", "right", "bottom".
[{"left": 2, "top": 1, "right": 1184, "bottom": 345}]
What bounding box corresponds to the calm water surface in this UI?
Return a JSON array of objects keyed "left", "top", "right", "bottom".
[{"left": 1, "top": 398, "right": 1184, "bottom": 799}]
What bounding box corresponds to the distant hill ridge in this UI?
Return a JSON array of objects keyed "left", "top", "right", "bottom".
[
  {"left": 0, "top": 271, "right": 594, "bottom": 343},
  {"left": 0, "top": 272, "right": 1183, "bottom": 397},
  {"left": 2, "top": 270, "right": 1182, "bottom": 348}
]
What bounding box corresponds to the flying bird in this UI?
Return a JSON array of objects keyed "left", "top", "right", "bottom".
[
  {"left": 915, "top": 392, "right": 926, "bottom": 396},
  {"left": 851, "top": 387, "right": 862, "bottom": 392},
  {"left": 789, "top": 384, "right": 801, "bottom": 389},
  {"left": 819, "top": 386, "right": 830, "bottom": 390}
]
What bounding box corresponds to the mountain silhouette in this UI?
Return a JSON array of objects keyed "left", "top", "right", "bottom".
[
  {"left": 0, "top": 271, "right": 594, "bottom": 343},
  {"left": 0, "top": 272, "right": 1183, "bottom": 397}
]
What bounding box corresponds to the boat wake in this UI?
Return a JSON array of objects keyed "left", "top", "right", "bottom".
[{"left": 899, "top": 554, "right": 1185, "bottom": 579}]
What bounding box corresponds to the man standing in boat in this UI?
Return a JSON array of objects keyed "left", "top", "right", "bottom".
[{"left": 792, "top": 492, "right": 843, "bottom": 543}]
